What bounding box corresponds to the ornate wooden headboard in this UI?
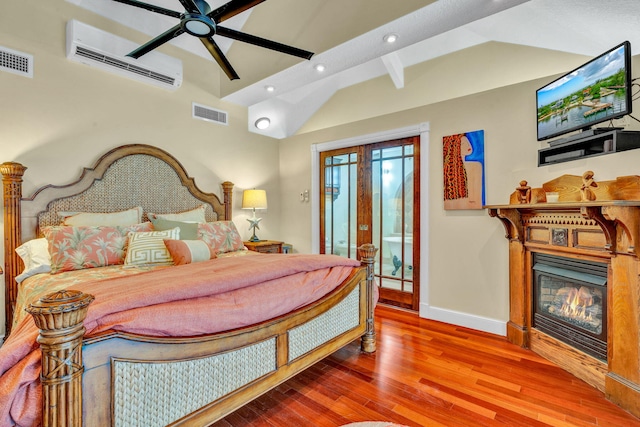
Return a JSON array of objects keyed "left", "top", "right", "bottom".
[{"left": 1, "top": 144, "right": 234, "bottom": 335}]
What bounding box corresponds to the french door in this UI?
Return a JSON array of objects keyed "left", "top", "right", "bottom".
[{"left": 320, "top": 136, "right": 420, "bottom": 310}]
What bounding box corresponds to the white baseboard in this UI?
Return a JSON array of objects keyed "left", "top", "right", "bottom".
[{"left": 419, "top": 302, "right": 507, "bottom": 337}]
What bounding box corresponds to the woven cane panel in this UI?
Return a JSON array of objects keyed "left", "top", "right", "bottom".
[
  {"left": 288, "top": 285, "right": 361, "bottom": 362},
  {"left": 37, "top": 154, "right": 218, "bottom": 230},
  {"left": 112, "top": 338, "right": 276, "bottom": 427}
]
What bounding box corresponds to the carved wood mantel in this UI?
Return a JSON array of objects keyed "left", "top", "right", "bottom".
[{"left": 487, "top": 173, "right": 640, "bottom": 419}]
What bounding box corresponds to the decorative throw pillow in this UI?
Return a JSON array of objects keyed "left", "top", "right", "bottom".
[
  {"left": 148, "top": 205, "right": 207, "bottom": 223},
  {"left": 43, "top": 222, "right": 153, "bottom": 273},
  {"left": 60, "top": 206, "right": 143, "bottom": 226},
  {"left": 124, "top": 228, "right": 180, "bottom": 267},
  {"left": 150, "top": 217, "right": 199, "bottom": 240},
  {"left": 197, "top": 221, "right": 244, "bottom": 254},
  {"left": 15, "top": 238, "right": 52, "bottom": 282},
  {"left": 163, "top": 239, "right": 216, "bottom": 265}
]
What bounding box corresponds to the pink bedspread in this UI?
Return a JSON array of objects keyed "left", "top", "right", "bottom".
[{"left": 0, "top": 253, "right": 361, "bottom": 427}]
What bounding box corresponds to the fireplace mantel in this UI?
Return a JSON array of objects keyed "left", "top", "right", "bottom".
[{"left": 486, "top": 172, "right": 640, "bottom": 419}]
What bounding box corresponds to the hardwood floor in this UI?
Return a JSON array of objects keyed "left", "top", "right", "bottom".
[{"left": 214, "top": 305, "right": 640, "bottom": 426}]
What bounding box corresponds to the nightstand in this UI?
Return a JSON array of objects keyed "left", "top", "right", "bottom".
[{"left": 244, "top": 240, "right": 283, "bottom": 253}]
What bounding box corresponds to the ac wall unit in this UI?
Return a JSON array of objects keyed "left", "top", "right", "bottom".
[{"left": 66, "top": 20, "right": 182, "bottom": 90}]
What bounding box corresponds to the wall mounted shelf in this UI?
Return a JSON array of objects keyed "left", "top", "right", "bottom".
[{"left": 538, "top": 129, "right": 640, "bottom": 166}]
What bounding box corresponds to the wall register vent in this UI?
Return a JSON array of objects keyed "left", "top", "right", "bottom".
[
  {"left": 66, "top": 20, "right": 182, "bottom": 90},
  {"left": 0, "top": 46, "right": 33, "bottom": 78},
  {"left": 193, "top": 103, "right": 228, "bottom": 125}
]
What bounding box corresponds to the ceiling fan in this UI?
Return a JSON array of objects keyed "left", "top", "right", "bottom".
[{"left": 111, "top": 0, "right": 314, "bottom": 80}]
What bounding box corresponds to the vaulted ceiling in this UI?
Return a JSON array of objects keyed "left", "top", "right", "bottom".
[{"left": 67, "top": 0, "right": 640, "bottom": 138}]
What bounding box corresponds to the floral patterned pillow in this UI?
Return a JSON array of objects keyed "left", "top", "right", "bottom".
[
  {"left": 42, "top": 222, "right": 153, "bottom": 273},
  {"left": 197, "top": 221, "right": 244, "bottom": 254}
]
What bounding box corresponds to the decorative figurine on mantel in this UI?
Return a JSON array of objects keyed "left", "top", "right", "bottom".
[
  {"left": 509, "top": 179, "right": 546, "bottom": 204},
  {"left": 504, "top": 172, "right": 640, "bottom": 207},
  {"left": 516, "top": 180, "right": 531, "bottom": 204},
  {"left": 580, "top": 170, "right": 598, "bottom": 201}
]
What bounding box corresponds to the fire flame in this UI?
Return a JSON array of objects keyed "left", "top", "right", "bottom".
[{"left": 559, "top": 286, "right": 594, "bottom": 321}]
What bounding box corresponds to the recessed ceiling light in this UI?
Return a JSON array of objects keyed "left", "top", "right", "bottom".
[
  {"left": 264, "top": 85, "right": 275, "bottom": 92},
  {"left": 255, "top": 117, "right": 271, "bottom": 130},
  {"left": 383, "top": 33, "right": 398, "bottom": 44},
  {"left": 314, "top": 64, "right": 326, "bottom": 72}
]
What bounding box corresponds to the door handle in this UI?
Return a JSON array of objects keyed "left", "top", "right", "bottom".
[{"left": 359, "top": 224, "right": 369, "bottom": 231}]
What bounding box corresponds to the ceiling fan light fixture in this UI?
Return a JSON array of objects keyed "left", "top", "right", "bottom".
[
  {"left": 314, "top": 63, "right": 326, "bottom": 73},
  {"left": 182, "top": 14, "right": 216, "bottom": 37},
  {"left": 265, "top": 85, "right": 275, "bottom": 92},
  {"left": 255, "top": 117, "right": 271, "bottom": 130},
  {"left": 116, "top": 0, "right": 313, "bottom": 81}
]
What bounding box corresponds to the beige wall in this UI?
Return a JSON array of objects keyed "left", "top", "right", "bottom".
[
  {"left": 0, "top": 1, "right": 282, "bottom": 336},
  {"left": 3, "top": 0, "right": 639, "bottom": 338},
  {"left": 280, "top": 50, "right": 640, "bottom": 332}
]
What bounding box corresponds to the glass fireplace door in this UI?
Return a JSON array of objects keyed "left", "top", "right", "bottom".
[{"left": 532, "top": 253, "right": 607, "bottom": 361}]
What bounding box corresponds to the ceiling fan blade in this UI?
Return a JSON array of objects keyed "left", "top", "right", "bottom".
[
  {"left": 111, "top": 0, "right": 181, "bottom": 18},
  {"left": 200, "top": 37, "right": 240, "bottom": 80},
  {"left": 208, "top": 0, "right": 266, "bottom": 23},
  {"left": 216, "top": 26, "right": 314, "bottom": 60},
  {"left": 127, "top": 25, "right": 184, "bottom": 59},
  {"left": 178, "top": 0, "right": 202, "bottom": 14}
]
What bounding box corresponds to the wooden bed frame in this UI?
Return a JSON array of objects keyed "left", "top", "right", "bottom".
[{"left": 1, "top": 144, "right": 377, "bottom": 426}]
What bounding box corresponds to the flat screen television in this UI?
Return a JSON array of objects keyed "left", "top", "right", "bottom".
[{"left": 536, "top": 41, "right": 632, "bottom": 142}]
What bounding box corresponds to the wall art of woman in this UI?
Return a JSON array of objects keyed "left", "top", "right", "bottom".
[{"left": 443, "top": 130, "right": 485, "bottom": 210}]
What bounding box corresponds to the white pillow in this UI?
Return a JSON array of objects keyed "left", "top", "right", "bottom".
[
  {"left": 148, "top": 205, "right": 206, "bottom": 223},
  {"left": 124, "top": 228, "right": 180, "bottom": 267},
  {"left": 61, "top": 206, "right": 143, "bottom": 226},
  {"left": 15, "top": 238, "right": 51, "bottom": 283}
]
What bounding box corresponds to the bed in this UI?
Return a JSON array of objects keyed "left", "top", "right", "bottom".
[{"left": 0, "top": 144, "right": 378, "bottom": 427}]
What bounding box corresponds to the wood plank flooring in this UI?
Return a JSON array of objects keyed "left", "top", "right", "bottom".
[{"left": 214, "top": 305, "right": 640, "bottom": 426}]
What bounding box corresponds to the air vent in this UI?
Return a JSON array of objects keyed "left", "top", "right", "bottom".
[
  {"left": 74, "top": 47, "right": 176, "bottom": 86},
  {"left": 0, "top": 46, "right": 33, "bottom": 78},
  {"left": 192, "top": 103, "right": 228, "bottom": 125},
  {"left": 66, "top": 20, "right": 182, "bottom": 90}
]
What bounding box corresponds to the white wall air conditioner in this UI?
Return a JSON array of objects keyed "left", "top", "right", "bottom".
[{"left": 66, "top": 20, "right": 183, "bottom": 90}]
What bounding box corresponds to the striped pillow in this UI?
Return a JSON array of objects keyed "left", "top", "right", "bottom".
[
  {"left": 124, "top": 228, "right": 180, "bottom": 267},
  {"left": 163, "top": 239, "right": 216, "bottom": 265}
]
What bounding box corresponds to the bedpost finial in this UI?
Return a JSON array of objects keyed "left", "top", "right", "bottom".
[
  {"left": 358, "top": 243, "right": 378, "bottom": 261},
  {"left": 27, "top": 289, "right": 95, "bottom": 331},
  {"left": 0, "top": 162, "right": 27, "bottom": 179}
]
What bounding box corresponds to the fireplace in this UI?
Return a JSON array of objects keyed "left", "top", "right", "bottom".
[
  {"left": 532, "top": 253, "right": 607, "bottom": 361},
  {"left": 487, "top": 172, "right": 640, "bottom": 418}
]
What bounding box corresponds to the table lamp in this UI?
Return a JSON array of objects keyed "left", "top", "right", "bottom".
[{"left": 242, "top": 189, "right": 267, "bottom": 242}]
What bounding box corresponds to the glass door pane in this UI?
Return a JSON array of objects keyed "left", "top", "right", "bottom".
[
  {"left": 323, "top": 152, "right": 358, "bottom": 259},
  {"left": 372, "top": 144, "right": 414, "bottom": 303}
]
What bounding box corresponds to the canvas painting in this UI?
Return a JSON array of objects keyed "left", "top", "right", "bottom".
[{"left": 443, "top": 130, "right": 485, "bottom": 210}]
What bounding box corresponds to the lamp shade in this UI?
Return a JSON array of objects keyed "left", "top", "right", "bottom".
[{"left": 242, "top": 189, "right": 268, "bottom": 210}]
